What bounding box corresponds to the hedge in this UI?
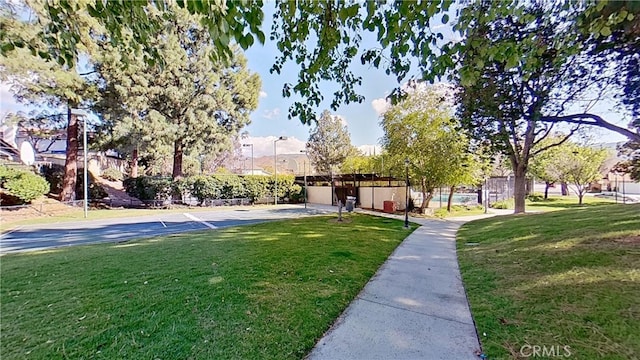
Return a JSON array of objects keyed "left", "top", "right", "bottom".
[{"left": 125, "top": 174, "right": 303, "bottom": 204}]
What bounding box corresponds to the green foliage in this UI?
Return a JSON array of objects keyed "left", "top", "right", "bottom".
[
  {"left": 491, "top": 199, "right": 513, "bottom": 209},
  {"left": 101, "top": 167, "right": 124, "bottom": 182},
  {"left": 126, "top": 175, "right": 301, "bottom": 204},
  {"left": 531, "top": 139, "right": 609, "bottom": 202},
  {"left": 243, "top": 175, "right": 271, "bottom": 201},
  {"left": 307, "top": 110, "right": 357, "bottom": 174},
  {"left": 75, "top": 172, "right": 108, "bottom": 200},
  {"left": 434, "top": 204, "right": 484, "bottom": 218},
  {"left": 39, "top": 164, "right": 107, "bottom": 200},
  {"left": 526, "top": 193, "right": 545, "bottom": 202},
  {"left": 92, "top": 7, "right": 261, "bottom": 179},
  {"left": 0, "top": 166, "right": 49, "bottom": 203},
  {"left": 39, "top": 164, "right": 65, "bottom": 194},
  {"left": 381, "top": 83, "right": 473, "bottom": 210},
  {"left": 123, "top": 176, "right": 173, "bottom": 201},
  {"left": 339, "top": 155, "right": 379, "bottom": 175}
]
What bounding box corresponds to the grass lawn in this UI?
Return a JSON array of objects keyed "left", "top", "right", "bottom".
[
  {"left": 433, "top": 204, "right": 486, "bottom": 218},
  {"left": 457, "top": 204, "right": 640, "bottom": 359},
  {"left": 525, "top": 195, "right": 616, "bottom": 212},
  {"left": 1, "top": 214, "right": 416, "bottom": 359}
]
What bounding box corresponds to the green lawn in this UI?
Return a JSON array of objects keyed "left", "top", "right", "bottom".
[
  {"left": 525, "top": 195, "right": 616, "bottom": 212},
  {"left": 457, "top": 204, "right": 640, "bottom": 359},
  {"left": 434, "top": 204, "right": 486, "bottom": 218},
  {"left": 1, "top": 214, "right": 416, "bottom": 359}
]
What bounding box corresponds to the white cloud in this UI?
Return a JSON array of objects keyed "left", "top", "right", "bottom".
[
  {"left": 241, "top": 136, "right": 307, "bottom": 157},
  {"left": 259, "top": 90, "right": 267, "bottom": 98},
  {"left": 371, "top": 97, "right": 390, "bottom": 116},
  {"left": 262, "top": 108, "right": 281, "bottom": 119}
]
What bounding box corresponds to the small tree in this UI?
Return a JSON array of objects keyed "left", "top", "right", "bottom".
[
  {"left": 306, "top": 110, "right": 356, "bottom": 174},
  {"left": 381, "top": 83, "right": 470, "bottom": 212},
  {"left": 529, "top": 137, "right": 573, "bottom": 199},
  {"left": 559, "top": 145, "right": 609, "bottom": 204}
]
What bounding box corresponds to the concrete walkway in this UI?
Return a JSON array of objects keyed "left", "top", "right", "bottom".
[{"left": 306, "top": 205, "right": 502, "bottom": 360}]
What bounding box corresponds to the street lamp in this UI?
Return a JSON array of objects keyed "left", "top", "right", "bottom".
[
  {"left": 300, "top": 150, "right": 309, "bottom": 208},
  {"left": 71, "top": 109, "right": 88, "bottom": 219},
  {"left": 404, "top": 158, "right": 410, "bottom": 229},
  {"left": 242, "top": 143, "right": 254, "bottom": 175},
  {"left": 274, "top": 136, "right": 287, "bottom": 205},
  {"left": 484, "top": 177, "right": 488, "bottom": 214}
]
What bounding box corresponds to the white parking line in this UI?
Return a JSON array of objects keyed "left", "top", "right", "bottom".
[{"left": 183, "top": 213, "right": 217, "bottom": 229}]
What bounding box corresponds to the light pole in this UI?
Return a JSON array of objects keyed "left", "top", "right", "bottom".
[
  {"left": 274, "top": 136, "right": 287, "bottom": 205},
  {"left": 242, "top": 143, "right": 254, "bottom": 175},
  {"left": 71, "top": 109, "right": 88, "bottom": 219},
  {"left": 404, "top": 158, "right": 410, "bottom": 229},
  {"left": 614, "top": 173, "right": 618, "bottom": 203},
  {"left": 484, "top": 177, "right": 488, "bottom": 214},
  {"left": 300, "top": 150, "right": 309, "bottom": 208}
]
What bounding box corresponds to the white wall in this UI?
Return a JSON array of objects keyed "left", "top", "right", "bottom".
[
  {"left": 359, "top": 186, "right": 407, "bottom": 210},
  {"left": 308, "top": 186, "right": 333, "bottom": 205}
]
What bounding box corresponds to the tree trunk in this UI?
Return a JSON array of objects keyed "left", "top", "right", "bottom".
[
  {"left": 60, "top": 107, "right": 78, "bottom": 202},
  {"left": 578, "top": 193, "right": 584, "bottom": 205},
  {"left": 420, "top": 177, "right": 428, "bottom": 213},
  {"left": 130, "top": 147, "right": 139, "bottom": 178},
  {"left": 172, "top": 139, "right": 183, "bottom": 179},
  {"left": 544, "top": 182, "right": 550, "bottom": 199},
  {"left": 561, "top": 182, "right": 569, "bottom": 196},
  {"left": 513, "top": 165, "right": 527, "bottom": 214},
  {"left": 446, "top": 185, "right": 455, "bottom": 212}
]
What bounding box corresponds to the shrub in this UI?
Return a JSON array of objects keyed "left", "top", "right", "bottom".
[
  {"left": 124, "top": 176, "right": 173, "bottom": 200},
  {"left": 434, "top": 208, "right": 449, "bottom": 218},
  {"left": 40, "top": 164, "right": 108, "bottom": 200},
  {"left": 0, "top": 166, "right": 49, "bottom": 203},
  {"left": 75, "top": 172, "right": 108, "bottom": 200},
  {"left": 526, "top": 192, "right": 545, "bottom": 202},
  {"left": 243, "top": 176, "right": 271, "bottom": 202},
  {"left": 40, "top": 164, "right": 65, "bottom": 194},
  {"left": 491, "top": 199, "right": 514, "bottom": 209},
  {"left": 102, "top": 167, "right": 123, "bottom": 182}
]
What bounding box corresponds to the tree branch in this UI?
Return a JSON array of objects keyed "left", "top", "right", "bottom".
[{"left": 540, "top": 113, "right": 640, "bottom": 143}]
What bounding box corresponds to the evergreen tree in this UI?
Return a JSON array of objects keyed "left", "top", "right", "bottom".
[{"left": 306, "top": 110, "right": 356, "bottom": 174}]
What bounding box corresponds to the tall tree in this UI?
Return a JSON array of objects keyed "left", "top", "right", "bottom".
[
  {"left": 0, "top": 2, "right": 99, "bottom": 201},
  {"left": 306, "top": 110, "right": 356, "bottom": 174},
  {"left": 381, "top": 83, "right": 470, "bottom": 212},
  {"left": 4, "top": 1, "right": 638, "bottom": 141},
  {"left": 455, "top": 2, "right": 594, "bottom": 213},
  {"left": 93, "top": 6, "right": 261, "bottom": 179}
]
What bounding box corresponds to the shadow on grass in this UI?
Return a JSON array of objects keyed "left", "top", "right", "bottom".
[
  {"left": 1, "top": 214, "right": 416, "bottom": 359},
  {"left": 526, "top": 197, "right": 616, "bottom": 210},
  {"left": 457, "top": 204, "right": 640, "bottom": 359}
]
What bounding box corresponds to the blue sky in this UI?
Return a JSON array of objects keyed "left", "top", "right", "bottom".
[
  {"left": 1, "top": 2, "right": 630, "bottom": 157},
  {"left": 240, "top": 3, "right": 629, "bottom": 156},
  {"left": 241, "top": 2, "right": 423, "bottom": 156}
]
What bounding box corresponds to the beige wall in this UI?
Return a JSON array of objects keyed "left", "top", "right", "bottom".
[
  {"left": 359, "top": 186, "right": 408, "bottom": 210},
  {"left": 307, "top": 185, "right": 409, "bottom": 209},
  {"left": 308, "top": 186, "right": 333, "bottom": 205}
]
